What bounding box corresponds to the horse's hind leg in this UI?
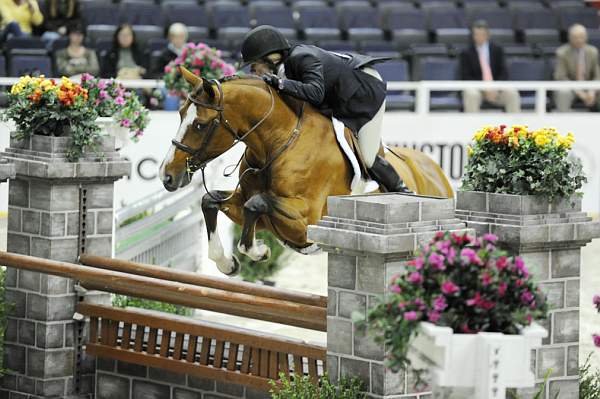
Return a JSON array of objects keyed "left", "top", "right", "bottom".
[
  {"left": 237, "top": 193, "right": 272, "bottom": 262},
  {"left": 201, "top": 190, "right": 244, "bottom": 275}
]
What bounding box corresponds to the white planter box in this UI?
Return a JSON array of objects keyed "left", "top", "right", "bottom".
[
  {"left": 408, "top": 322, "right": 547, "bottom": 399},
  {"left": 96, "top": 116, "right": 129, "bottom": 150}
]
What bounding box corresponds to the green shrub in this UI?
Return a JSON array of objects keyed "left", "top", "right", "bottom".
[
  {"left": 269, "top": 373, "right": 365, "bottom": 399},
  {"left": 112, "top": 294, "right": 193, "bottom": 317},
  {"left": 232, "top": 225, "right": 285, "bottom": 283},
  {"left": 581, "top": 354, "right": 600, "bottom": 399}
]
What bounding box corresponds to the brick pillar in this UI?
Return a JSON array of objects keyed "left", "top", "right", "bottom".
[
  {"left": 456, "top": 191, "right": 600, "bottom": 399},
  {"left": 308, "top": 194, "right": 472, "bottom": 399},
  {"left": 1, "top": 135, "right": 130, "bottom": 398}
]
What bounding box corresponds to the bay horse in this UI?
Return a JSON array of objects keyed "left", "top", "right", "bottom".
[{"left": 159, "top": 67, "right": 452, "bottom": 276}]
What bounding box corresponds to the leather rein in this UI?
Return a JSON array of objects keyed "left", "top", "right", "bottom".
[{"left": 170, "top": 78, "right": 305, "bottom": 202}]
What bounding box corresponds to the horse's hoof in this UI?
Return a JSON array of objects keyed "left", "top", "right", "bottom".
[
  {"left": 225, "top": 256, "right": 241, "bottom": 276},
  {"left": 257, "top": 246, "right": 271, "bottom": 262},
  {"left": 216, "top": 256, "right": 241, "bottom": 276}
]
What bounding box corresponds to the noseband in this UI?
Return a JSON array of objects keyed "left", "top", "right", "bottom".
[{"left": 170, "top": 78, "right": 275, "bottom": 176}]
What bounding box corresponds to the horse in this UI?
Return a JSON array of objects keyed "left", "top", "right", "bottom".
[{"left": 159, "top": 67, "right": 452, "bottom": 276}]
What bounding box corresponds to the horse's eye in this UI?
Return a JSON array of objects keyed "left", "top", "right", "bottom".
[{"left": 195, "top": 122, "right": 206, "bottom": 131}]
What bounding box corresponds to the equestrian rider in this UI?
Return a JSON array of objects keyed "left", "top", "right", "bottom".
[{"left": 240, "top": 25, "right": 411, "bottom": 194}]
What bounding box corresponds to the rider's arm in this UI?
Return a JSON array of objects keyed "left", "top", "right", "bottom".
[{"left": 279, "top": 52, "right": 325, "bottom": 106}]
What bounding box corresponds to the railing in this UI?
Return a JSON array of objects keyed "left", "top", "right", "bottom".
[
  {"left": 0, "top": 250, "right": 327, "bottom": 390},
  {"left": 2, "top": 77, "right": 600, "bottom": 116}
]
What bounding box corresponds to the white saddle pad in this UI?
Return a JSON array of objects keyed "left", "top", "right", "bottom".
[{"left": 332, "top": 117, "right": 379, "bottom": 194}]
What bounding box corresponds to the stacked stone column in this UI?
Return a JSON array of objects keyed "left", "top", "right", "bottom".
[
  {"left": 456, "top": 191, "right": 600, "bottom": 399},
  {"left": 0, "top": 135, "right": 129, "bottom": 398},
  {"left": 308, "top": 193, "right": 472, "bottom": 399},
  {"left": 0, "top": 157, "right": 15, "bottom": 182}
]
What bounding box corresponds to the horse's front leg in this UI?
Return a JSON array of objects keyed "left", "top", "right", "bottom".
[
  {"left": 238, "top": 193, "right": 272, "bottom": 262},
  {"left": 201, "top": 190, "right": 244, "bottom": 275}
]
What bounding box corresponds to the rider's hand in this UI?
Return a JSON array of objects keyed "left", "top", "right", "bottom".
[{"left": 262, "top": 74, "right": 281, "bottom": 89}]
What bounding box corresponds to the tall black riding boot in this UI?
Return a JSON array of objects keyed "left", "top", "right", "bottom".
[{"left": 368, "top": 155, "right": 412, "bottom": 193}]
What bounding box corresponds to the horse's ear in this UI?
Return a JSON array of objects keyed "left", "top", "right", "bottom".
[
  {"left": 179, "top": 66, "right": 202, "bottom": 87},
  {"left": 202, "top": 79, "right": 215, "bottom": 98}
]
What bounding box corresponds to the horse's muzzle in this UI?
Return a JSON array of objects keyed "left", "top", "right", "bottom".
[{"left": 162, "top": 174, "right": 179, "bottom": 192}]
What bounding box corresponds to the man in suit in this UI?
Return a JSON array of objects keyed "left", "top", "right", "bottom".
[
  {"left": 459, "top": 20, "right": 521, "bottom": 113},
  {"left": 554, "top": 24, "right": 600, "bottom": 112},
  {"left": 240, "top": 25, "right": 410, "bottom": 193}
]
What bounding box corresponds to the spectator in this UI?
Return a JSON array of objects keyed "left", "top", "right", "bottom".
[
  {"left": 0, "top": 0, "right": 43, "bottom": 35},
  {"left": 55, "top": 22, "right": 99, "bottom": 77},
  {"left": 102, "top": 23, "right": 146, "bottom": 79},
  {"left": 554, "top": 24, "right": 600, "bottom": 112},
  {"left": 155, "top": 22, "right": 188, "bottom": 77},
  {"left": 41, "top": 0, "right": 80, "bottom": 46},
  {"left": 459, "top": 20, "right": 520, "bottom": 113}
]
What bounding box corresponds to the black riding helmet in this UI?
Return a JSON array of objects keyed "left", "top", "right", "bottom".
[{"left": 241, "top": 25, "right": 291, "bottom": 68}]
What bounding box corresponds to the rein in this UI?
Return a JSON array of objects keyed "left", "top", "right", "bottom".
[{"left": 171, "top": 78, "right": 305, "bottom": 203}]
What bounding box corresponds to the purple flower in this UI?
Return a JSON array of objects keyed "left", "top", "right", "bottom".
[
  {"left": 483, "top": 233, "right": 498, "bottom": 242},
  {"left": 521, "top": 291, "right": 534, "bottom": 304},
  {"left": 593, "top": 334, "right": 600, "bottom": 348},
  {"left": 428, "top": 253, "right": 446, "bottom": 270},
  {"left": 120, "top": 118, "right": 131, "bottom": 128},
  {"left": 460, "top": 248, "right": 482, "bottom": 265},
  {"left": 441, "top": 281, "right": 459, "bottom": 295},
  {"left": 427, "top": 310, "right": 441, "bottom": 323},
  {"left": 81, "top": 73, "right": 93, "bottom": 82},
  {"left": 498, "top": 282, "right": 508, "bottom": 296},
  {"left": 413, "top": 256, "right": 424, "bottom": 270},
  {"left": 99, "top": 90, "right": 109, "bottom": 100},
  {"left": 433, "top": 295, "right": 447, "bottom": 312},
  {"left": 593, "top": 295, "right": 600, "bottom": 307},
  {"left": 414, "top": 298, "right": 426, "bottom": 310},
  {"left": 515, "top": 257, "right": 529, "bottom": 277},
  {"left": 390, "top": 285, "right": 402, "bottom": 294},
  {"left": 403, "top": 311, "right": 418, "bottom": 321},
  {"left": 495, "top": 256, "right": 508, "bottom": 271},
  {"left": 97, "top": 80, "right": 107, "bottom": 90},
  {"left": 115, "top": 96, "right": 125, "bottom": 106},
  {"left": 397, "top": 302, "right": 406, "bottom": 310},
  {"left": 408, "top": 272, "right": 423, "bottom": 284},
  {"left": 447, "top": 247, "right": 456, "bottom": 264}
]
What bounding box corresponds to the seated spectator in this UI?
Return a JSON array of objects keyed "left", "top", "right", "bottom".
[
  {"left": 41, "top": 0, "right": 80, "bottom": 47},
  {"left": 102, "top": 23, "right": 146, "bottom": 79},
  {"left": 554, "top": 24, "right": 600, "bottom": 112},
  {"left": 459, "top": 20, "right": 520, "bottom": 113},
  {"left": 155, "top": 22, "right": 188, "bottom": 77},
  {"left": 55, "top": 22, "right": 99, "bottom": 77},
  {"left": 0, "top": 0, "right": 43, "bottom": 36}
]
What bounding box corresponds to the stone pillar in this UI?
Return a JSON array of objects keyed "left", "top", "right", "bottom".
[
  {"left": 0, "top": 135, "right": 130, "bottom": 398},
  {"left": 0, "top": 158, "right": 15, "bottom": 182},
  {"left": 308, "top": 193, "right": 472, "bottom": 399},
  {"left": 456, "top": 191, "right": 600, "bottom": 398}
]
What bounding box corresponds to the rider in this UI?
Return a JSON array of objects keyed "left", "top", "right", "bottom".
[{"left": 240, "top": 25, "right": 411, "bottom": 194}]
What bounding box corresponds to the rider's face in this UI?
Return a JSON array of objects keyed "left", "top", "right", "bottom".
[{"left": 250, "top": 61, "right": 272, "bottom": 76}]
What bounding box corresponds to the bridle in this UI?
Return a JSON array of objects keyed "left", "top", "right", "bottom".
[{"left": 170, "top": 78, "right": 304, "bottom": 202}]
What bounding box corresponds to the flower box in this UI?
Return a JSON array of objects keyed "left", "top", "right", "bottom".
[
  {"left": 96, "top": 116, "right": 129, "bottom": 151},
  {"left": 408, "top": 321, "right": 547, "bottom": 399},
  {"left": 456, "top": 191, "right": 581, "bottom": 216}
]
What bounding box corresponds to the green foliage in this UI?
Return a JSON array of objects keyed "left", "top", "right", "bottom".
[
  {"left": 580, "top": 353, "right": 600, "bottom": 399},
  {"left": 118, "top": 210, "right": 150, "bottom": 228},
  {"left": 233, "top": 225, "right": 285, "bottom": 283},
  {"left": 269, "top": 373, "right": 366, "bottom": 399},
  {"left": 507, "top": 369, "right": 555, "bottom": 399},
  {"left": 462, "top": 125, "right": 586, "bottom": 201},
  {"left": 112, "top": 294, "right": 193, "bottom": 317}
]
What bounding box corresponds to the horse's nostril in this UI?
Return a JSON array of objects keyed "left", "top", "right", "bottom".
[{"left": 164, "top": 174, "right": 173, "bottom": 184}]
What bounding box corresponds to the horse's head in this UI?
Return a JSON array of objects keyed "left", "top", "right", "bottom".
[{"left": 159, "top": 66, "right": 237, "bottom": 191}]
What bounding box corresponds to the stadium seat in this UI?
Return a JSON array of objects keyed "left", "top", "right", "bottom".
[
  {"left": 208, "top": 2, "right": 251, "bottom": 41},
  {"left": 317, "top": 39, "right": 357, "bottom": 52},
  {"left": 132, "top": 26, "right": 165, "bottom": 48},
  {"left": 86, "top": 25, "right": 118, "bottom": 47},
  {"left": 81, "top": 3, "right": 119, "bottom": 27},
  {"left": 4, "top": 36, "right": 46, "bottom": 52},
  {"left": 506, "top": 57, "right": 546, "bottom": 109},
  {"left": 559, "top": 6, "right": 600, "bottom": 31},
  {"left": 249, "top": 2, "right": 296, "bottom": 39},
  {"left": 0, "top": 55, "right": 6, "bottom": 77},
  {"left": 503, "top": 44, "right": 536, "bottom": 57},
  {"left": 119, "top": 1, "right": 166, "bottom": 27},
  {"left": 337, "top": 2, "right": 385, "bottom": 41},
  {"left": 466, "top": 8, "right": 515, "bottom": 44},
  {"left": 147, "top": 38, "right": 169, "bottom": 53},
  {"left": 514, "top": 8, "right": 561, "bottom": 44},
  {"left": 9, "top": 54, "right": 52, "bottom": 77},
  {"left": 374, "top": 60, "right": 415, "bottom": 110},
  {"left": 426, "top": 7, "right": 470, "bottom": 45},
  {"left": 295, "top": 1, "right": 342, "bottom": 41},
  {"left": 359, "top": 40, "right": 400, "bottom": 58},
  {"left": 382, "top": 6, "right": 428, "bottom": 50},
  {"left": 417, "top": 57, "right": 461, "bottom": 110},
  {"left": 163, "top": 2, "right": 209, "bottom": 37}
]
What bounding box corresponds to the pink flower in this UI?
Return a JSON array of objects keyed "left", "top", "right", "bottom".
[
  {"left": 427, "top": 310, "right": 441, "bottom": 323},
  {"left": 466, "top": 292, "right": 482, "bottom": 307},
  {"left": 460, "top": 323, "right": 475, "bottom": 334},
  {"left": 498, "top": 282, "right": 508, "bottom": 296},
  {"left": 483, "top": 233, "right": 498, "bottom": 242},
  {"left": 516, "top": 279, "right": 524, "bottom": 287},
  {"left": 120, "top": 118, "right": 131, "bottom": 128},
  {"left": 428, "top": 253, "right": 446, "bottom": 270},
  {"left": 81, "top": 72, "right": 93, "bottom": 82},
  {"left": 593, "top": 334, "right": 600, "bottom": 348},
  {"left": 447, "top": 247, "right": 456, "bottom": 264},
  {"left": 481, "top": 273, "right": 492, "bottom": 286},
  {"left": 521, "top": 291, "right": 534, "bottom": 304},
  {"left": 414, "top": 298, "right": 426, "bottom": 310},
  {"left": 99, "top": 90, "right": 109, "bottom": 100},
  {"left": 526, "top": 314, "right": 533, "bottom": 324},
  {"left": 115, "top": 97, "right": 125, "bottom": 106},
  {"left": 434, "top": 231, "right": 445, "bottom": 240},
  {"left": 460, "top": 248, "right": 482, "bottom": 265},
  {"left": 403, "top": 311, "right": 418, "bottom": 321},
  {"left": 495, "top": 256, "right": 508, "bottom": 271},
  {"left": 441, "top": 281, "right": 459, "bottom": 295},
  {"left": 515, "top": 257, "right": 529, "bottom": 277},
  {"left": 414, "top": 256, "right": 424, "bottom": 270},
  {"left": 433, "top": 295, "right": 447, "bottom": 312},
  {"left": 408, "top": 272, "right": 423, "bottom": 284},
  {"left": 165, "top": 65, "right": 173, "bottom": 74},
  {"left": 397, "top": 302, "right": 406, "bottom": 310},
  {"left": 594, "top": 295, "right": 600, "bottom": 309},
  {"left": 390, "top": 285, "right": 402, "bottom": 294},
  {"left": 97, "top": 80, "right": 107, "bottom": 90}
]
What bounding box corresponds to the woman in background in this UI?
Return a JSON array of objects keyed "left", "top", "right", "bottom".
[
  {"left": 55, "top": 22, "right": 99, "bottom": 77},
  {"left": 0, "top": 0, "right": 43, "bottom": 37},
  {"left": 102, "top": 23, "right": 146, "bottom": 79},
  {"left": 41, "top": 0, "right": 80, "bottom": 47}
]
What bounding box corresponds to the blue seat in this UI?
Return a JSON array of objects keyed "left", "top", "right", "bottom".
[
  {"left": 208, "top": 3, "right": 251, "bottom": 41},
  {"left": 86, "top": 25, "right": 118, "bottom": 47},
  {"left": 374, "top": 60, "right": 414, "bottom": 110},
  {"left": 132, "top": 25, "right": 165, "bottom": 48},
  {"left": 9, "top": 54, "right": 52, "bottom": 77},
  {"left": 337, "top": 2, "right": 384, "bottom": 41},
  {"left": 417, "top": 57, "right": 461, "bottom": 110},
  {"left": 359, "top": 40, "right": 400, "bottom": 58},
  {"left": 120, "top": 1, "right": 166, "bottom": 27},
  {"left": 426, "top": 7, "right": 470, "bottom": 45},
  {"left": 249, "top": 3, "right": 296, "bottom": 39},
  {"left": 559, "top": 6, "right": 600, "bottom": 31},
  {"left": 164, "top": 3, "right": 209, "bottom": 37},
  {"left": 4, "top": 36, "right": 46, "bottom": 52},
  {"left": 0, "top": 55, "right": 6, "bottom": 77},
  {"left": 81, "top": 2, "right": 118, "bottom": 26},
  {"left": 506, "top": 57, "right": 546, "bottom": 109},
  {"left": 514, "top": 8, "right": 561, "bottom": 45},
  {"left": 466, "top": 8, "right": 515, "bottom": 43},
  {"left": 296, "top": 2, "right": 341, "bottom": 41},
  {"left": 382, "top": 6, "right": 428, "bottom": 49},
  {"left": 317, "top": 39, "right": 357, "bottom": 52}
]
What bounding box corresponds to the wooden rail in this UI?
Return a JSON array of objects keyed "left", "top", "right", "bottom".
[
  {"left": 78, "top": 303, "right": 326, "bottom": 391},
  {"left": 79, "top": 254, "right": 327, "bottom": 308},
  {"left": 0, "top": 251, "right": 327, "bottom": 331}
]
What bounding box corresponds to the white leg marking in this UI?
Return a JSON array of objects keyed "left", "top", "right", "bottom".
[
  {"left": 208, "top": 229, "right": 237, "bottom": 274},
  {"left": 237, "top": 238, "right": 271, "bottom": 262}
]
